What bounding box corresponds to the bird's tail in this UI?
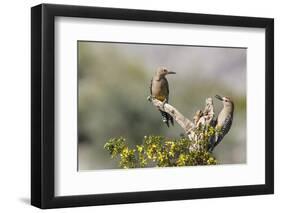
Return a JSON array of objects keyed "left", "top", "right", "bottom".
[
  {"left": 159, "top": 110, "right": 174, "bottom": 127},
  {"left": 208, "top": 133, "right": 223, "bottom": 152},
  {"left": 208, "top": 135, "right": 216, "bottom": 152}
]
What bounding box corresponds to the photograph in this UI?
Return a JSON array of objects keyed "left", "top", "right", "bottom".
[
  {"left": 30, "top": 3, "right": 274, "bottom": 209},
  {"left": 78, "top": 41, "right": 247, "bottom": 170}
]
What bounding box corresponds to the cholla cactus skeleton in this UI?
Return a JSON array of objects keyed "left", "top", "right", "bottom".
[
  {"left": 104, "top": 96, "right": 233, "bottom": 168},
  {"left": 149, "top": 96, "right": 217, "bottom": 152},
  {"left": 188, "top": 98, "right": 216, "bottom": 152}
]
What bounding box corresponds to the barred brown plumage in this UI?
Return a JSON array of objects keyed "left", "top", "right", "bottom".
[{"left": 208, "top": 95, "right": 234, "bottom": 152}]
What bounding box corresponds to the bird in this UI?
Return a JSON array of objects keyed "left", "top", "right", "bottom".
[
  {"left": 208, "top": 95, "right": 234, "bottom": 152},
  {"left": 150, "top": 67, "right": 176, "bottom": 127}
]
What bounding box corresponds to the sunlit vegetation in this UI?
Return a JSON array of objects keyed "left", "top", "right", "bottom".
[{"left": 104, "top": 125, "right": 218, "bottom": 168}]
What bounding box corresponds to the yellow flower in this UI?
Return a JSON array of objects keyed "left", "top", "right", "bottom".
[{"left": 137, "top": 145, "right": 143, "bottom": 153}]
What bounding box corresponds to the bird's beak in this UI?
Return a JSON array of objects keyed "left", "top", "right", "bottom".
[
  {"left": 167, "top": 71, "right": 176, "bottom": 74},
  {"left": 215, "top": 95, "right": 223, "bottom": 101}
]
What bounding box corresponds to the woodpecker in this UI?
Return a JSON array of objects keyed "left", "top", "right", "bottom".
[
  {"left": 208, "top": 95, "right": 234, "bottom": 152},
  {"left": 150, "top": 67, "right": 176, "bottom": 127}
]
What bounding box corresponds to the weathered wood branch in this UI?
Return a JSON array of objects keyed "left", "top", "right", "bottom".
[
  {"left": 148, "top": 96, "right": 216, "bottom": 152},
  {"left": 147, "top": 96, "right": 195, "bottom": 134}
]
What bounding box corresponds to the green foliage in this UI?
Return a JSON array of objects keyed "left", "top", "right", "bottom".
[{"left": 104, "top": 126, "right": 218, "bottom": 168}]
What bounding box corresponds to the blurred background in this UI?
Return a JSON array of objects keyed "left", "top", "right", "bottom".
[{"left": 78, "top": 41, "right": 246, "bottom": 170}]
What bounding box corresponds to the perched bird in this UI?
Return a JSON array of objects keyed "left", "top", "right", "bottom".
[
  {"left": 208, "top": 95, "right": 234, "bottom": 152},
  {"left": 150, "top": 67, "right": 176, "bottom": 127}
]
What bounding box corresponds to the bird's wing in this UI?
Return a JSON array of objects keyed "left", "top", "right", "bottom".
[
  {"left": 163, "top": 77, "right": 169, "bottom": 102},
  {"left": 221, "top": 114, "right": 233, "bottom": 136},
  {"left": 149, "top": 78, "right": 153, "bottom": 95},
  {"left": 215, "top": 114, "right": 233, "bottom": 146}
]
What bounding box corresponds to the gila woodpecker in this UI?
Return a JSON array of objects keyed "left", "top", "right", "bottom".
[
  {"left": 208, "top": 95, "right": 234, "bottom": 152},
  {"left": 150, "top": 67, "right": 176, "bottom": 127}
]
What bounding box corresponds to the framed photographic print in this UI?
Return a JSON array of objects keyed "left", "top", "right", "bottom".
[{"left": 31, "top": 3, "right": 274, "bottom": 209}]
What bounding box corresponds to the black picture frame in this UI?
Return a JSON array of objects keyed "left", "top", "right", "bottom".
[{"left": 31, "top": 3, "right": 274, "bottom": 209}]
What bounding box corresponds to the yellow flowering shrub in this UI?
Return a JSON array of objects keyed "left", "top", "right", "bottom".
[{"left": 104, "top": 126, "right": 218, "bottom": 168}]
